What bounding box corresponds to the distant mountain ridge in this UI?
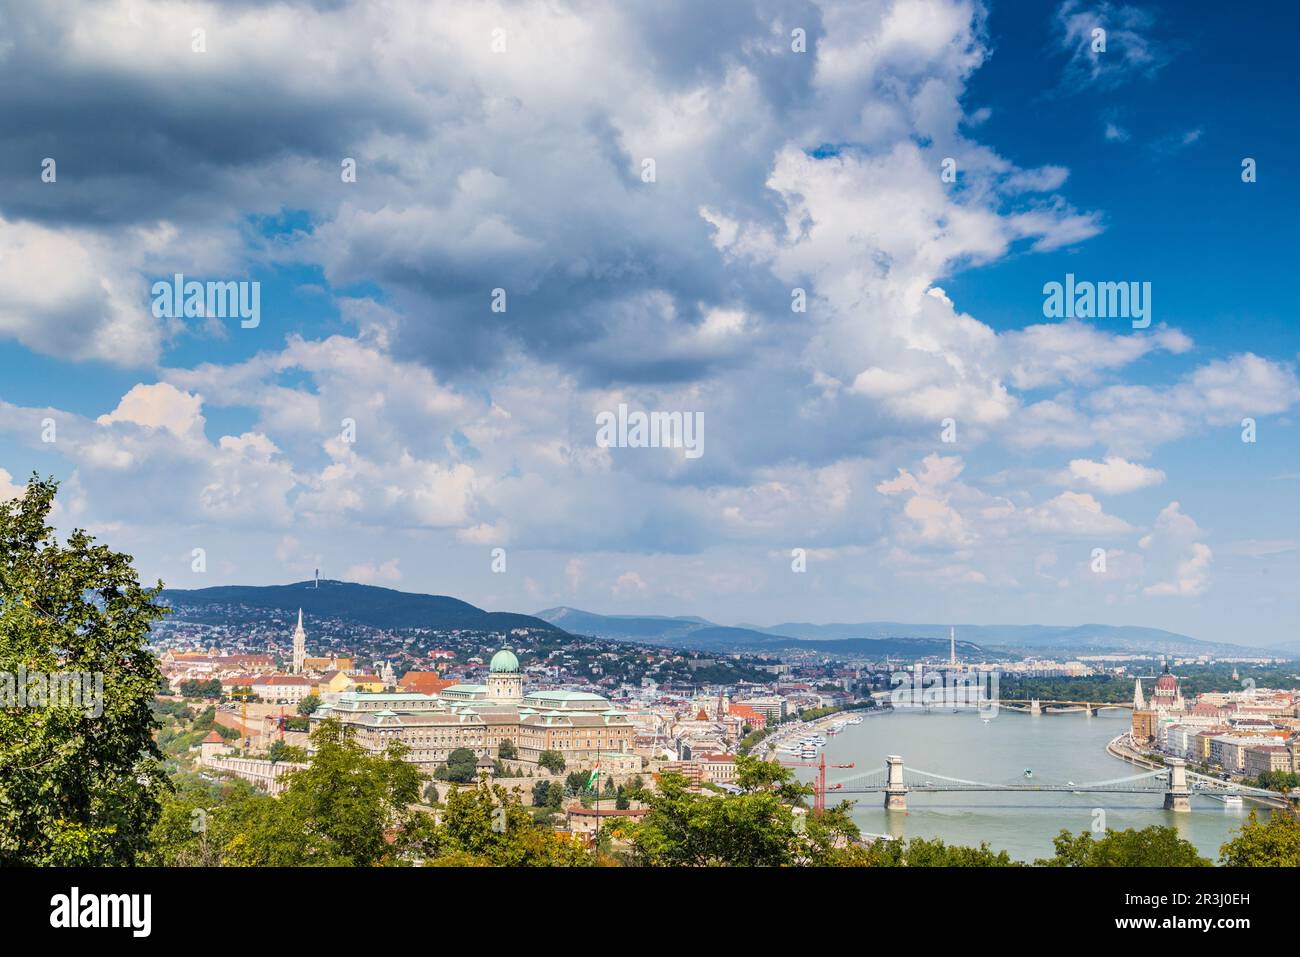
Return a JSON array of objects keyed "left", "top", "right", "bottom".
[
  {"left": 161, "top": 580, "right": 563, "bottom": 633},
  {"left": 536, "top": 607, "right": 709, "bottom": 641},
  {"left": 741, "top": 621, "right": 1251, "bottom": 656},
  {"left": 536, "top": 607, "right": 1273, "bottom": 657}
]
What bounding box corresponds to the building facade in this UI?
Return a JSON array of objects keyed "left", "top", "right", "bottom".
[{"left": 310, "top": 647, "right": 635, "bottom": 771}]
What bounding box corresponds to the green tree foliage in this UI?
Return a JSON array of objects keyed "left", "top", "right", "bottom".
[
  {"left": 1220, "top": 809, "right": 1300, "bottom": 866},
  {"left": 192, "top": 704, "right": 217, "bottom": 732},
  {"left": 151, "top": 698, "right": 193, "bottom": 721},
  {"left": 405, "top": 780, "right": 596, "bottom": 866},
  {"left": 437, "top": 747, "right": 480, "bottom": 784},
  {"left": 997, "top": 675, "right": 1133, "bottom": 704},
  {"left": 152, "top": 719, "right": 424, "bottom": 866},
  {"left": 498, "top": 738, "right": 517, "bottom": 760},
  {"left": 268, "top": 740, "right": 307, "bottom": 764},
  {"left": 1252, "top": 770, "right": 1300, "bottom": 793},
  {"left": 855, "top": 836, "right": 1020, "bottom": 867},
  {"left": 565, "top": 771, "right": 587, "bottom": 797},
  {"left": 537, "top": 749, "right": 565, "bottom": 773},
  {"left": 144, "top": 778, "right": 259, "bottom": 866},
  {"left": 625, "top": 756, "right": 861, "bottom": 866},
  {"left": 179, "top": 678, "right": 222, "bottom": 699},
  {"left": 297, "top": 694, "right": 321, "bottom": 716},
  {"left": 0, "top": 476, "right": 169, "bottom": 866},
  {"left": 1037, "top": 826, "right": 1210, "bottom": 867}
]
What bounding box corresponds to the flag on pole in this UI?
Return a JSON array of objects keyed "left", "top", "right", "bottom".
[{"left": 587, "top": 767, "right": 600, "bottom": 791}]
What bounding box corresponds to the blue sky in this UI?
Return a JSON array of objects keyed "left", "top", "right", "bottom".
[{"left": 0, "top": 0, "right": 1295, "bottom": 645}]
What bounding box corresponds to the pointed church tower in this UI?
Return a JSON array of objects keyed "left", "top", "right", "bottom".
[
  {"left": 1133, "top": 677, "right": 1146, "bottom": 710},
  {"left": 292, "top": 609, "right": 307, "bottom": 674}
]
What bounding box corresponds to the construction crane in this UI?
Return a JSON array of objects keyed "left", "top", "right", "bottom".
[
  {"left": 229, "top": 686, "right": 255, "bottom": 751},
  {"left": 780, "top": 751, "right": 855, "bottom": 816}
]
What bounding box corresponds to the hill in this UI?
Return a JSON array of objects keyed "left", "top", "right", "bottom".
[
  {"left": 535, "top": 607, "right": 982, "bottom": 658},
  {"left": 161, "top": 580, "right": 563, "bottom": 633},
  {"left": 746, "top": 621, "right": 1258, "bottom": 656},
  {"left": 536, "top": 607, "right": 1264, "bottom": 658},
  {"left": 533, "top": 607, "right": 709, "bottom": 641}
]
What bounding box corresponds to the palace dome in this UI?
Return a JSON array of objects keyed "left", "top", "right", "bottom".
[{"left": 489, "top": 648, "right": 519, "bottom": 673}]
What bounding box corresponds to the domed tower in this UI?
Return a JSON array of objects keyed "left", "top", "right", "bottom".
[
  {"left": 487, "top": 647, "right": 523, "bottom": 701},
  {"left": 1152, "top": 659, "right": 1182, "bottom": 710}
]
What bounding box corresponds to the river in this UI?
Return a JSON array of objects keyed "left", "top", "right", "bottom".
[{"left": 792, "top": 708, "right": 1260, "bottom": 861}]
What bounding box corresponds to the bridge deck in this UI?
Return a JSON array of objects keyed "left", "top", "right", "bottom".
[{"left": 828, "top": 762, "right": 1274, "bottom": 800}]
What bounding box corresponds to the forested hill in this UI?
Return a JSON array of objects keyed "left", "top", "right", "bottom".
[{"left": 159, "top": 580, "right": 564, "bottom": 633}]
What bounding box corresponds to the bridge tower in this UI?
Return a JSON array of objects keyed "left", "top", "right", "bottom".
[
  {"left": 1029, "top": 698, "right": 1041, "bottom": 716},
  {"left": 885, "top": 755, "right": 908, "bottom": 811},
  {"left": 1163, "top": 757, "right": 1191, "bottom": 812}
]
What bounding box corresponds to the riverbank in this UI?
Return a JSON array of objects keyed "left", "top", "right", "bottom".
[
  {"left": 750, "top": 705, "right": 888, "bottom": 759},
  {"left": 1105, "top": 733, "right": 1291, "bottom": 810},
  {"left": 1106, "top": 732, "right": 1163, "bottom": 770}
]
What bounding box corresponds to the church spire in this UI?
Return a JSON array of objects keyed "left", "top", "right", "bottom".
[
  {"left": 292, "top": 609, "right": 307, "bottom": 674},
  {"left": 1133, "top": 677, "right": 1146, "bottom": 710}
]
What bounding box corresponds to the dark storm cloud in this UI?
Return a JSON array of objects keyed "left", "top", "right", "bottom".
[
  {"left": 0, "top": 8, "right": 424, "bottom": 227},
  {"left": 0, "top": 0, "right": 814, "bottom": 385}
]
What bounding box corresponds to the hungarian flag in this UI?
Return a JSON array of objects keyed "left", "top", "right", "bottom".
[{"left": 587, "top": 766, "right": 600, "bottom": 791}]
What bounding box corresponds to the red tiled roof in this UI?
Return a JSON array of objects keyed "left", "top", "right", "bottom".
[
  {"left": 256, "top": 675, "right": 311, "bottom": 686},
  {"left": 399, "top": 672, "right": 455, "bottom": 695}
]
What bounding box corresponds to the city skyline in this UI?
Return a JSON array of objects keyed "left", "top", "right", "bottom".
[{"left": 0, "top": 0, "right": 1296, "bottom": 644}]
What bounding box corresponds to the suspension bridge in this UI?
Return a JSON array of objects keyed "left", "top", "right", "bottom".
[{"left": 823, "top": 755, "right": 1286, "bottom": 812}]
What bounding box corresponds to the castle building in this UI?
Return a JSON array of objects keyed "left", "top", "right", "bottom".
[{"left": 309, "top": 646, "right": 635, "bottom": 771}]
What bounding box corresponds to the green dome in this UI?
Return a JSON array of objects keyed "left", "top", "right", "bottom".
[{"left": 489, "top": 648, "right": 519, "bottom": 673}]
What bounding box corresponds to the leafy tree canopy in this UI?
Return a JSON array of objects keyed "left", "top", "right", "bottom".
[
  {"left": 437, "top": 747, "right": 480, "bottom": 784},
  {"left": 0, "top": 476, "right": 169, "bottom": 865},
  {"left": 1037, "top": 826, "right": 1209, "bottom": 867},
  {"left": 537, "top": 750, "right": 565, "bottom": 773},
  {"left": 1220, "top": 809, "right": 1300, "bottom": 866},
  {"left": 625, "top": 756, "right": 860, "bottom": 866},
  {"left": 152, "top": 719, "right": 423, "bottom": 866}
]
